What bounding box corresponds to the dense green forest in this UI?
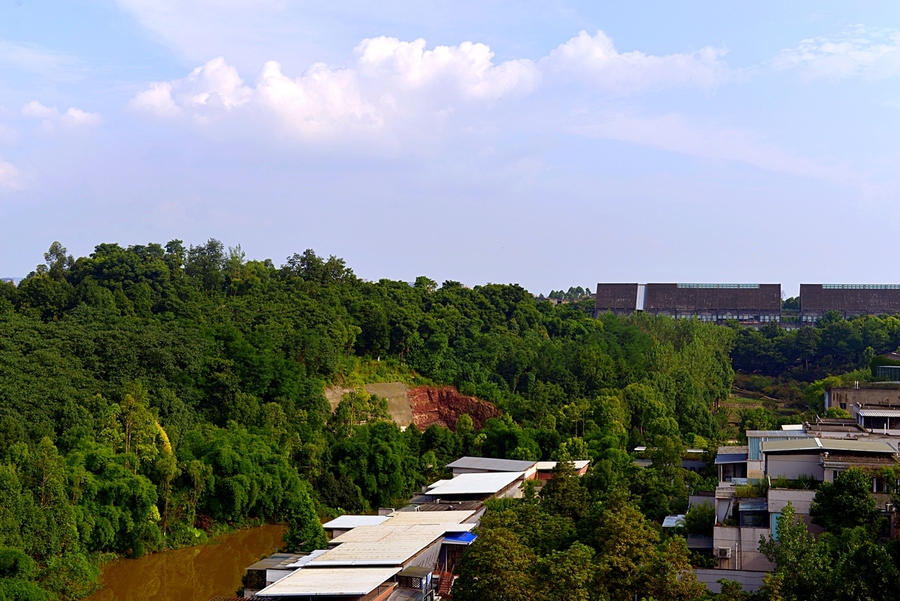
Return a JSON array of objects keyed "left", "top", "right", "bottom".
[{"left": 0, "top": 239, "right": 897, "bottom": 600}]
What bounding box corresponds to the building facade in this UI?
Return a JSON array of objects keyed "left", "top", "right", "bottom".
[
  {"left": 800, "top": 284, "right": 900, "bottom": 323},
  {"left": 594, "top": 283, "right": 782, "bottom": 324}
]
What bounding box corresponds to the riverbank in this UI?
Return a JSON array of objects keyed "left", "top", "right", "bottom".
[{"left": 86, "top": 524, "right": 287, "bottom": 601}]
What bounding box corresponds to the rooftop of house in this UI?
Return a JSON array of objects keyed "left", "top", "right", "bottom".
[
  {"left": 715, "top": 446, "right": 748, "bottom": 465},
  {"left": 761, "top": 438, "right": 897, "bottom": 455},
  {"left": 445, "top": 456, "right": 536, "bottom": 472},
  {"left": 255, "top": 567, "right": 400, "bottom": 598},
  {"left": 315, "top": 524, "right": 471, "bottom": 567},
  {"left": 425, "top": 471, "right": 524, "bottom": 497}
]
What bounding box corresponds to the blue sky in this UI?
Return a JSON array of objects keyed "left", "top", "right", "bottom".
[{"left": 1, "top": 1, "right": 899, "bottom": 295}]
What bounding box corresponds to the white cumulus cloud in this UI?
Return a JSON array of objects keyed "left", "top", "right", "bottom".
[
  {"left": 21, "top": 101, "right": 101, "bottom": 130},
  {"left": 774, "top": 26, "right": 900, "bottom": 81},
  {"left": 543, "top": 30, "right": 728, "bottom": 93},
  {"left": 255, "top": 61, "right": 381, "bottom": 136},
  {"left": 0, "top": 156, "right": 19, "bottom": 191},
  {"left": 130, "top": 37, "right": 539, "bottom": 137},
  {"left": 129, "top": 57, "right": 252, "bottom": 121},
  {"left": 353, "top": 37, "right": 538, "bottom": 100},
  {"left": 130, "top": 32, "right": 728, "bottom": 139}
]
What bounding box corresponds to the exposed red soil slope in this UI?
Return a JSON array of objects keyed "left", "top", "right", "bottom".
[{"left": 408, "top": 385, "right": 501, "bottom": 431}]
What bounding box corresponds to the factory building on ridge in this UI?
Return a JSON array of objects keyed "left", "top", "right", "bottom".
[
  {"left": 594, "top": 283, "right": 782, "bottom": 325},
  {"left": 595, "top": 282, "right": 900, "bottom": 326}
]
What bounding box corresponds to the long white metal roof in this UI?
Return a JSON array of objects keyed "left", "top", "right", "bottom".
[
  {"left": 255, "top": 567, "right": 400, "bottom": 597},
  {"left": 322, "top": 515, "right": 391, "bottom": 530},
  {"left": 426, "top": 471, "right": 523, "bottom": 496},
  {"left": 329, "top": 523, "right": 473, "bottom": 546},
  {"left": 313, "top": 524, "right": 461, "bottom": 566}
]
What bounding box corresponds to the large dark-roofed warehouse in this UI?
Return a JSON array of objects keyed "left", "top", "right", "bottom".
[
  {"left": 595, "top": 283, "right": 781, "bottom": 324},
  {"left": 800, "top": 284, "right": 900, "bottom": 323}
]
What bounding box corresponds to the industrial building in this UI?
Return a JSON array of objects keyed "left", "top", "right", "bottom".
[
  {"left": 594, "top": 282, "right": 900, "bottom": 325},
  {"left": 594, "top": 283, "right": 782, "bottom": 324},
  {"left": 799, "top": 283, "right": 900, "bottom": 322}
]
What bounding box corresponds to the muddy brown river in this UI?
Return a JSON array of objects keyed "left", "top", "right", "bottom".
[{"left": 86, "top": 524, "right": 287, "bottom": 601}]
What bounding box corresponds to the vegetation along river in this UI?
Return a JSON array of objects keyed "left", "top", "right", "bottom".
[{"left": 86, "top": 524, "right": 287, "bottom": 601}]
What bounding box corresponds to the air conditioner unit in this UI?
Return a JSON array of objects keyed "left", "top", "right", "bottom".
[{"left": 717, "top": 547, "right": 732, "bottom": 559}]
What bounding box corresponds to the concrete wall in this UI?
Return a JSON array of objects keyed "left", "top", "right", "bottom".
[
  {"left": 767, "top": 489, "right": 816, "bottom": 515},
  {"left": 827, "top": 387, "right": 900, "bottom": 410},
  {"left": 766, "top": 454, "right": 823, "bottom": 481},
  {"left": 693, "top": 569, "right": 767, "bottom": 594},
  {"left": 713, "top": 527, "right": 774, "bottom": 572}
]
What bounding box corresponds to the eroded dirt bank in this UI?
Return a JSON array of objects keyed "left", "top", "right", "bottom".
[{"left": 408, "top": 385, "right": 501, "bottom": 431}]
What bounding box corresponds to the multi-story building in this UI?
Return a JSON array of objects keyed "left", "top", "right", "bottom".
[{"left": 703, "top": 424, "right": 899, "bottom": 590}]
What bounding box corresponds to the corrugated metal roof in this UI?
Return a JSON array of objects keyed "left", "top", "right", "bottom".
[
  {"left": 322, "top": 515, "right": 391, "bottom": 530},
  {"left": 762, "top": 437, "right": 897, "bottom": 454},
  {"left": 329, "top": 524, "right": 459, "bottom": 545},
  {"left": 857, "top": 409, "right": 900, "bottom": 418},
  {"left": 715, "top": 453, "right": 747, "bottom": 465},
  {"left": 255, "top": 567, "right": 400, "bottom": 597},
  {"left": 445, "top": 457, "right": 536, "bottom": 472},
  {"left": 426, "top": 471, "right": 523, "bottom": 496},
  {"left": 313, "top": 525, "right": 455, "bottom": 566}
]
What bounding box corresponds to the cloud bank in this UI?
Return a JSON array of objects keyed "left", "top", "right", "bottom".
[
  {"left": 130, "top": 31, "right": 727, "bottom": 137},
  {"left": 543, "top": 30, "right": 727, "bottom": 92}
]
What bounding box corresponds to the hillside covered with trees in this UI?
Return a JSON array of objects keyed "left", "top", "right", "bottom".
[{"left": 2, "top": 239, "right": 891, "bottom": 600}]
